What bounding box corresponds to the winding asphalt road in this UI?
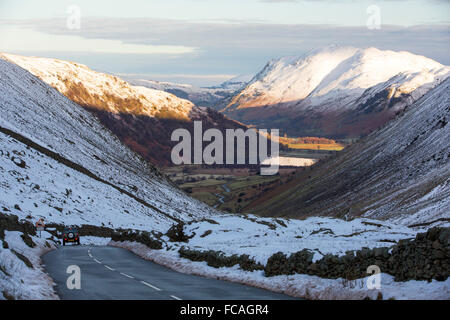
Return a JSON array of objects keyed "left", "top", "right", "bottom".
[{"left": 42, "top": 246, "right": 296, "bottom": 300}]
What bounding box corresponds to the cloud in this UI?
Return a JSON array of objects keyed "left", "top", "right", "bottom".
[
  {"left": 0, "top": 25, "right": 196, "bottom": 55},
  {"left": 118, "top": 73, "right": 236, "bottom": 86},
  {"left": 1, "top": 17, "right": 448, "bottom": 85}
]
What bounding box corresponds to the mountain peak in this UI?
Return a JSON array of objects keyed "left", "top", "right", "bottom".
[{"left": 224, "top": 46, "right": 449, "bottom": 137}]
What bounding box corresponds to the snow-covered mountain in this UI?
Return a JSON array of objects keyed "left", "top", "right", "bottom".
[
  {"left": 224, "top": 46, "right": 450, "bottom": 138},
  {"left": 0, "top": 57, "right": 216, "bottom": 232},
  {"left": 0, "top": 53, "right": 198, "bottom": 120},
  {"left": 125, "top": 74, "right": 253, "bottom": 109},
  {"left": 0, "top": 53, "right": 245, "bottom": 166},
  {"left": 250, "top": 77, "right": 450, "bottom": 226}
]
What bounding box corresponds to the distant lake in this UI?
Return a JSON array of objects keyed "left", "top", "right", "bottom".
[{"left": 261, "top": 156, "right": 318, "bottom": 167}]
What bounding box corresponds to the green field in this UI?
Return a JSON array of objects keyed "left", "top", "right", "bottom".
[
  {"left": 162, "top": 147, "right": 344, "bottom": 212},
  {"left": 163, "top": 165, "right": 288, "bottom": 212}
]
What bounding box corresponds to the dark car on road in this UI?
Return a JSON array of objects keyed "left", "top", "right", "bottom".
[{"left": 62, "top": 227, "right": 80, "bottom": 246}]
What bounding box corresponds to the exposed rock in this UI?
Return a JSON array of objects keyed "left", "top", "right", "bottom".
[
  {"left": 200, "top": 230, "right": 212, "bottom": 238},
  {"left": 2, "top": 291, "right": 15, "bottom": 300},
  {"left": 20, "top": 233, "right": 36, "bottom": 248},
  {"left": 11, "top": 249, "right": 33, "bottom": 269},
  {"left": 179, "top": 247, "right": 264, "bottom": 271},
  {"left": 166, "top": 222, "right": 192, "bottom": 242},
  {"left": 111, "top": 230, "right": 162, "bottom": 250},
  {"left": 0, "top": 214, "right": 36, "bottom": 236}
]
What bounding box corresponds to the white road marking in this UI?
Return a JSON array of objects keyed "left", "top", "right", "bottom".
[
  {"left": 140, "top": 281, "right": 161, "bottom": 291},
  {"left": 170, "top": 295, "right": 182, "bottom": 300},
  {"left": 89, "top": 248, "right": 170, "bottom": 296},
  {"left": 120, "top": 272, "right": 134, "bottom": 279}
]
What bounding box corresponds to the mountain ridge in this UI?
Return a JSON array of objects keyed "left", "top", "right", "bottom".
[
  {"left": 0, "top": 52, "right": 197, "bottom": 119},
  {"left": 124, "top": 74, "right": 253, "bottom": 109}
]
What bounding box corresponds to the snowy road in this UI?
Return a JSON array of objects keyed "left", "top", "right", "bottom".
[{"left": 42, "top": 246, "right": 296, "bottom": 300}]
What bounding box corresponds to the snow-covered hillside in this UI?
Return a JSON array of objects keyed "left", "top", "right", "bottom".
[
  {"left": 0, "top": 57, "right": 216, "bottom": 231},
  {"left": 0, "top": 53, "right": 199, "bottom": 120},
  {"left": 250, "top": 77, "right": 450, "bottom": 226},
  {"left": 224, "top": 46, "right": 450, "bottom": 137},
  {"left": 125, "top": 74, "right": 253, "bottom": 109}
]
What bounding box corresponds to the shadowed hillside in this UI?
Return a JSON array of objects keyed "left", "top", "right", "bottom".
[{"left": 249, "top": 78, "right": 450, "bottom": 226}]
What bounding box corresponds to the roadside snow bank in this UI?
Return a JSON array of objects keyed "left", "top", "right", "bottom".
[{"left": 0, "top": 231, "right": 58, "bottom": 300}]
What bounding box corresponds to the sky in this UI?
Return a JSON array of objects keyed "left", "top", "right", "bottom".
[{"left": 0, "top": 0, "right": 449, "bottom": 86}]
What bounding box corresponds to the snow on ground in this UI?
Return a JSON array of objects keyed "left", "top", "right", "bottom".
[
  {"left": 173, "top": 215, "right": 419, "bottom": 264},
  {"left": 0, "top": 131, "right": 173, "bottom": 232},
  {"left": 0, "top": 231, "right": 58, "bottom": 300}
]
